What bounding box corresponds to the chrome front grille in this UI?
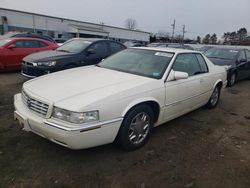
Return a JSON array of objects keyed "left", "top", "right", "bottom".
[
  {"left": 22, "top": 91, "right": 49, "bottom": 116},
  {"left": 22, "top": 61, "right": 34, "bottom": 66}
]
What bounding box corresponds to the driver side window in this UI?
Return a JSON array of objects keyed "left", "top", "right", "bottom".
[{"left": 173, "top": 53, "right": 201, "bottom": 76}]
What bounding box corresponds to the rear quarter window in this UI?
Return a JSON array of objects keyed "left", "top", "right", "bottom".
[
  {"left": 196, "top": 54, "right": 209, "bottom": 73},
  {"left": 110, "top": 42, "right": 125, "bottom": 54}
]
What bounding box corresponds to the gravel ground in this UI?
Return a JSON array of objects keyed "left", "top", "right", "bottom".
[{"left": 0, "top": 72, "right": 250, "bottom": 188}]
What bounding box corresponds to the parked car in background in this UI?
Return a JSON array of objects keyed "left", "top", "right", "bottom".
[
  {"left": 14, "top": 47, "right": 227, "bottom": 150},
  {"left": 21, "top": 38, "right": 126, "bottom": 77},
  {"left": 124, "top": 41, "right": 145, "bottom": 47},
  {"left": 147, "top": 43, "right": 194, "bottom": 50},
  {"left": 0, "top": 32, "right": 56, "bottom": 43},
  {"left": 0, "top": 37, "right": 58, "bottom": 71},
  {"left": 204, "top": 47, "right": 250, "bottom": 86},
  {"left": 198, "top": 46, "right": 213, "bottom": 53}
]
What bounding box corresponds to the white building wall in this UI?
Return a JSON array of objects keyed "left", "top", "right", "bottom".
[{"left": 0, "top": 8, "right": 150, "bottom": 42}]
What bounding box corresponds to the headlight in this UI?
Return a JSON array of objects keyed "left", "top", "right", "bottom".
[
  {"left": 223, "top": 65, "right": 231, "bottom": 71},
  {"left": 52, "top": 107, "right": 99, "bottom": 124},
  {"left": 36, "top": 61, "right": 57, "bottom": 66}
]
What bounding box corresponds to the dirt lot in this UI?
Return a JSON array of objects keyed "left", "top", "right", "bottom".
[{"left": 0, "top": 72, "right": 250, "bottom": 188}]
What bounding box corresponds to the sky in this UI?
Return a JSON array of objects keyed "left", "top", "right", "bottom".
[{"left": 0, "top": 0, "right": 250, "bottom": 39}]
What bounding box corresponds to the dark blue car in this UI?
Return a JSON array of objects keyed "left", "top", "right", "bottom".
[
  {"left": 21, "top": 38, "right": 126, "bottom": 77},
  {"left": 204, "top": 47, "right": 250, "bottom": 86}
]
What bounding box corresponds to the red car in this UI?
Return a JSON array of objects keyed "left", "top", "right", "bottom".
[{"left": 0, "top": 37, "right": 58, "bottom": 71}]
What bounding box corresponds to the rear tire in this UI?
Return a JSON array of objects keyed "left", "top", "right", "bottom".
[
  {"left": 206, "top": 85, "right": 221, "bottom": 109},
  {"left": 116, "top": 104, "right": 154, "bottom": 151},
  {"left": 227, "top": 73, "right": 236, "bottom": 87}
]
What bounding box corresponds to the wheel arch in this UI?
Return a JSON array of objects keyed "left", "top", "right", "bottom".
[
  {"left": 213, "top": 79, "right": 223, "bottom": 90},
  {"left": 121, "top": 98, "right": 161, "bottom": 123}
]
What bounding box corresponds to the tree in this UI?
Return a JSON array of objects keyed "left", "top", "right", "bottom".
[
  {"left": 237, "top": 28, "right": 247, "bottom": 43},
  {"left": 125, "top": 18, "right": 137, "bottom": 30},
  {"left": 156, "top": 30, "right": 170, "bottom": 38},
  {"left": 202, "top": 34, "right": 210, "bottom": 44},
  {"left": 197, "top": 36, "right": 201, "bottom": 44},
  {"left": 229, "top": 32, "right": 237, "bottom": 44},
  {"left": 223, "top": 32, "right": 230, "bottom": 44},
  {"left": 210, "top": 33, "right": 217, "bottom": 44}
]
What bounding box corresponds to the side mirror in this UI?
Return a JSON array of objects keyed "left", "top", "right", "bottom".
[
  {"left": 167, "top": 70, "right": 188, "bottom": 81},
  {"left": 174, "top": 71, "right": 189, "bottom": 80},
  {"left": 86, "top": 48, "right": 95, "bottom": 55},
  {"left": 7, "top": 44, "right": 16, "bottom": 49}
]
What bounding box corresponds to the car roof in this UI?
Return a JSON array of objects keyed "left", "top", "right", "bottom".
[
  {"left": 7, "top": 37, "right": 51, "bottom": 42},
  {"left": 131, "top": 47, "right": 199, "bottom": 53},
  {"left": 71, "top": 38, "right": 108, "bottom": 42},
  {"left": 211, "top": 47, "right": 247, "bottom": 51}
]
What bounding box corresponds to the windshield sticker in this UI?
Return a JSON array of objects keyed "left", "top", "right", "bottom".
[
  {"left": 152, "top": 72, "right": 160, "bottom": 77},
  {"left": 155, "top": 52, "right": 173, "bottom": 57},
  {"left": 229, "top": 50, "right": 238, "bottom": 53}
]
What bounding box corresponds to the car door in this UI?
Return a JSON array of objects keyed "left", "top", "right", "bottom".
[
  {"left": 164, "top": 53, "right": 210, "bottom": 121},
  {"left": 5, "top": 39, "right": 40, "bottom": 69},
  {"left": 244, "top": 50, "right": 250, "bottom": 78},
  {"left": 236, "top": 50, "right": 248, "bottom": 80},
  {"left": 84, "top": 41, "right": 109, "bottom": 65}
]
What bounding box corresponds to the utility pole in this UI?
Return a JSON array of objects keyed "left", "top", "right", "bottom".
[
  {"left": 171, "top": 19, "right": 175, "bottom": 42},
  {"left": 182, "top": 25, "right": 186, "bottom": 43}
]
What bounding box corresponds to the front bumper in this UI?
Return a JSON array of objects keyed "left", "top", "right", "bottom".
[{"left": 14, "top": 93, "right": 122, "bottom": 149}]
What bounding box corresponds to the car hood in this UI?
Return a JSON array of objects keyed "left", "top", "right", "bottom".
[
  {"left": 23, "top": 66, "right": 158, "bottom": 111},
  {"left": 208, "top": 57, "right": 234, "bottom": 66},
  {"left": 23, "top": 50, "right": 75, "bottom": 62}
]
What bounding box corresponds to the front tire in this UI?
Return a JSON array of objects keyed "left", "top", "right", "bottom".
[
  {"left": 117, "top": 104, "right": 154, "bottom": 151},
  {"left": 206, "top": 85, "right": 221, "bottom": 109}
]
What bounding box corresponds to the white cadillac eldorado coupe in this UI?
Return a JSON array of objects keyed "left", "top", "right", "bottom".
[{"left": 14, "top": 47, "right": 227, "bottom": 150}]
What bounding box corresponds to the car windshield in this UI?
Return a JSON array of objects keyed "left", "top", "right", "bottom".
[
  {"left": 98, "top": 49, "right": 174, "bottom": 79},
  {"left": 0, "top": 39, "right": 12, "bottom": 47},
  {"left": 204, "top": 48, "right": 238, "bottom": 60},
  {"left": 56, "top": 39, "right": 92, "bottom": 53}
]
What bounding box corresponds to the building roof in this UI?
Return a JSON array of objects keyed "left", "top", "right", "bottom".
[{"left": 0, "top": 8, "right": 151, "bottom": 35}]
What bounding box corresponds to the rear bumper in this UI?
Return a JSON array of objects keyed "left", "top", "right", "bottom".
[{"left": 14, "top": 93, "right": 122, "bottom": 149}]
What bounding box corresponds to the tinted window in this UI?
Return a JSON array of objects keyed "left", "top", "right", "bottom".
[
  {"left": 246, "top": 50, "right": 250, "bottom": 61},
  {"left": 238, "top": 51, "right": 246, "bottom": 61},
  {"left": 56, "top": 39, "right": 92, "bottom": 53},
  {"left": 90, "top": 42, "right": 108, "bottom": 56},
  {"left": 15, "top": 40, "right": 40, "bottom": 48},
  {"left": 173, "top": 53, "right": 201, "bottom": 76},
  {"left": 39, "top": 41, "right": 48, "bottom": 47},
  {"left": 204, "top": 48, "right": 239, "bottom": 60},
  {"left": 110, "top": 42, "right": 125, "bottom": 54},
  {"left": 196, "top": 54, "right": 208, "bottom": 73}
]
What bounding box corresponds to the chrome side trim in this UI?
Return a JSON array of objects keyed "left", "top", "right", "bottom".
[
  {"left": 165, "top": 89, "right": 212, "bottom": 107},
  {"left": 44, "top": 118, "right": 123, "bottom": 132},
  {"left": 21, "top": 72, "right": 36, "bottom": 78}
]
